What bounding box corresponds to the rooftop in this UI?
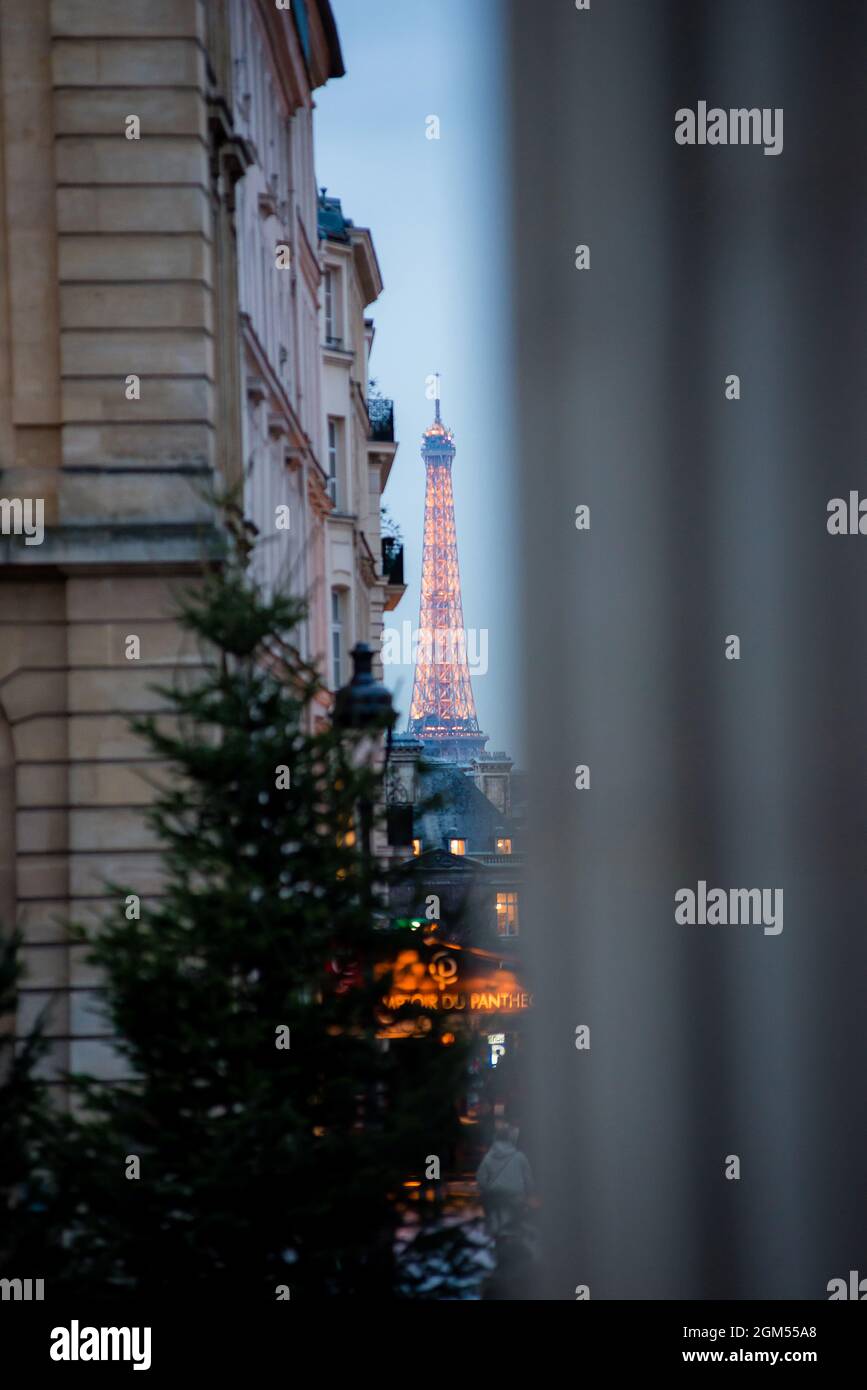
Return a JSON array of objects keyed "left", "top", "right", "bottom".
[
  {"left": 413, "top": 759, "right": 514, "bottom": 855},
  {"left": 318, "top": 190, "right": 352, "bottom": 242}
]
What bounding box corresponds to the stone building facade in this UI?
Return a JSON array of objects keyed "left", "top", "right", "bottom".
[
  {"left": 319, "top": 191, "right": 404, "bottom": 688},
  {"left": 0, "top": 0, "right": 398, "bottom": 1086}
]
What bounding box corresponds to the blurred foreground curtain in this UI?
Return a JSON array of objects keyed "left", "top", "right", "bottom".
[{"left": 510, "top": 0, "right": 867, "bottom": 1298}]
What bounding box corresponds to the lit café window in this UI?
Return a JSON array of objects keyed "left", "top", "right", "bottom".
[{"left": 496, "top": 891, "right": 519, "bottom": 937}]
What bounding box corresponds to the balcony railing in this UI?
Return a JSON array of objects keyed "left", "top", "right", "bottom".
[
  {"left": 381, "top": 536, "right": 404, "bottom": 586},
  {"left": 368, "top": 396, "right": 395, "bottom": 443},
  {"left": 471, "top": 853, "right": 525, "bottom": 866}
]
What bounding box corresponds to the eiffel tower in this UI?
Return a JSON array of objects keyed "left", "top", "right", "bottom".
[{"left": 407, "top": 392, "right": 488, "bottom": 763}]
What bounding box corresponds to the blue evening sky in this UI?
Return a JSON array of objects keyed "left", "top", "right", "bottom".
[{"left": 313, "top": 0, "right": 520, "bottom": 761}]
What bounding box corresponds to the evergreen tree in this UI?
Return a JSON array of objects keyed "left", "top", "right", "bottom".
[
  {"left": 35, "top": 553, "right": 471, "bottom": 1299},
  {"left": 0, "top": 930, "right": 52, "bottom": 1267}
]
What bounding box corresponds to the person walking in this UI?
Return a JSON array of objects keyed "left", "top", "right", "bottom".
[{"left": 476, "top": 1124, "right": 534, "bottom": 1239}]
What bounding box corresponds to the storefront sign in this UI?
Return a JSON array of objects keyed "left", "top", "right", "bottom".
[
  {"left": 381, "top": 989, "right": 532, "bottom": 1013},
  {"left": 379, "top": 946, "right": 532, "bottom": 1015}
]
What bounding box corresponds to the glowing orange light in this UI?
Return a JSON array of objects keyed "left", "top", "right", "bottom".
[{"left": 408, "top": 411, "right": 483, "bottom": 742}]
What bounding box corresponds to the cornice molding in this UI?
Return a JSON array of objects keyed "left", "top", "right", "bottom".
[
  {"left": 350, "top": 227, "right": 383, "bottom": 306},
  {"left": 308, "top": 1, "right": 346, "bottom": 85},
  {"left": 253, "top": 0, "right": 311, "bottom": 118},
  {"left": 296, "top": 212, "right": 322, "bottom": 293},
  {"left": 307, "top": 471, "right": 333, "bottom": 522},
  {"left": 240, "top": 315, "right": 307, "bottom": 451}
]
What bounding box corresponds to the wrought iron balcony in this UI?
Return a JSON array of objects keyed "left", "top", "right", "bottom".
[
  {"left": 381, "top": 536, "right": 404, "bottom": 586},
  {"left": 368, "top": 396, "right": 395, "bottom": 443}
]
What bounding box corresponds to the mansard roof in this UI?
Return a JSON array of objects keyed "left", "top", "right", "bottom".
[{"left": 412, "top": 759, "right": 510, "bottom": 854}]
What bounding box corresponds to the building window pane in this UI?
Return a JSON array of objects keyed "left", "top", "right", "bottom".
[
  {"left": 496, "top": 891, "right": 519, "bottom": 937},
  {"left": 326, "top": 417, "right": 346, "bottom": 508},
  {"left": 496, "top": 838, "right": 512, "bottom": 854},
  {"left": 327, "top": 419, "right": 338, "bottom": 504},
  {"left": 412, "top": 838, "right": 422, "bottom": 857},
  {"left": 324, "top": 267, "right": 341, "bottom": 345},
  {"left": 331, "top": 588, "right": 343, "bottom": 689},
  {"left": 324, "top": 268, "right": 334, "bottom": 341},
  {"left": 449, "top": 838, "right": 466, "bottom": 856}
]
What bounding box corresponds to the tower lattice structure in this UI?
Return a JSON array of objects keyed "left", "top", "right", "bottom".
[{"left": 408, "top": 397, "right": 488, "bottom": 762}]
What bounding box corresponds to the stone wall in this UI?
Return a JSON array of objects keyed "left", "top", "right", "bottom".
[{"left": 0, "top": 0, "right": 220, "bottom": 1087}]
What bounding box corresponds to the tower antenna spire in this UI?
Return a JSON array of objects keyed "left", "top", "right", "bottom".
[{"left": 434, "top": 374, "right": 441, "bottom": 424}]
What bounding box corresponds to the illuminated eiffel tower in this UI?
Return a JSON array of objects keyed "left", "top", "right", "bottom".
[{"left": 407, "top": 392, "right": 488, "bottom": 763}]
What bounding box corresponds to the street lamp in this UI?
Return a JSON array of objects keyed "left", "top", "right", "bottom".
[
  {"left": 333, "top": 642, "right": 395, "bottom": 742},
  {"left": 333, "top": 643, "right": 395, "bottom": 874}
]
